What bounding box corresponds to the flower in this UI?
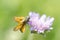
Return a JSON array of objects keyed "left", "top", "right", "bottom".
[{"left": 28, "top": 12, "right": 54, "bottom": 34}]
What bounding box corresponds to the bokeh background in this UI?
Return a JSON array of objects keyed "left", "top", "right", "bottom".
[{"left": 0, "top": 0, "right": 60, "bottom": 40}]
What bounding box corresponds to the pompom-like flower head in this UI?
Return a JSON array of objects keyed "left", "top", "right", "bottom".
[{"left": 28, "top": 12, "right": 54, "bottom": 34}]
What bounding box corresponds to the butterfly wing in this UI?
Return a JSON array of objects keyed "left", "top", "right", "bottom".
[
  {"left": 20, "top": 25, "right": 25, "bottom": 32},
  {"left": 13, "top": 23, "right": 22, "bottom": 31}
]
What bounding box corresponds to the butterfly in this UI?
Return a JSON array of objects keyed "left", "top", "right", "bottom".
[{"left": 13, "top": 16, "right": 29, "bottom": 33}]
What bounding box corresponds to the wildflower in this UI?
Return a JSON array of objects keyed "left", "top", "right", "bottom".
[{"left": 28, "top": 12, "right": 54, "bottom": 34}]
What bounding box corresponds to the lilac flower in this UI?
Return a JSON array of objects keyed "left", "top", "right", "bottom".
[{"left": 28, "top": 12, "right": 54, "bottom": 34}]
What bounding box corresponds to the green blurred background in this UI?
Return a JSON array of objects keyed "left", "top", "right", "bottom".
[{"left": 0, "top": 0, "right": 60, "bottom": 40}]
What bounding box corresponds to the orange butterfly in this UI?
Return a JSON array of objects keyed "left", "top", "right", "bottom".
[
  {"left": 13, "top": 16, "right": 29, "bottom": 32},
  {"left": 14, "top": 17, "right": 26, "bottom": 32}
]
